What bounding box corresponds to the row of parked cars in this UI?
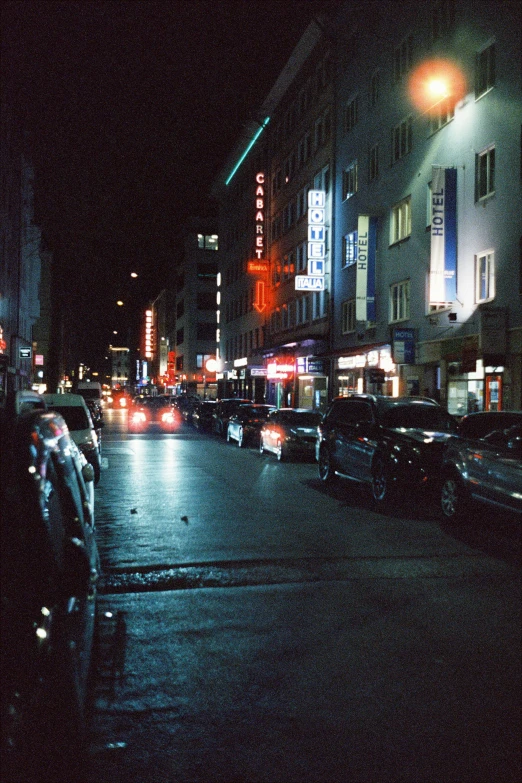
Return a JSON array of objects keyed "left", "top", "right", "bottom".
[
  {"left": 1, "top": 390, "right": 101, "bottom": 780},
  {"left": 174, "top": 393, "right": 521, "bottom": 523}
]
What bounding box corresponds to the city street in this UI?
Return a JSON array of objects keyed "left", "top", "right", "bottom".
[{"left": 87, "top": 409, "right": 521, "bottom": 783}]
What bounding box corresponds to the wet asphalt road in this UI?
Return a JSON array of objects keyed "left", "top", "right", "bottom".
[{"left": 86, "top": 409, "right": 521, "bottom": 783}]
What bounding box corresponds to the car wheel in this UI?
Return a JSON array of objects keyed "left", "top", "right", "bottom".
[
  {"left": 371, "top": 456, "right": 392, "bottom": 504},
  {"left": 441, "top": 473, "right": 467, "bottom": 521},
  {"left": 238, "top": 428, "right": 244, "bottom": 447},
  {"left": 93, "top": 462, "right": 101, "bottom": 486},
  {"left": 226, "top": 426, "right": 231, "bottom": 442},
  {"left": 318, "top": 446, "right": 335, "bottom": 483},
  {"left": 276, "top": 439, "right": 285, "bottom": 461}
]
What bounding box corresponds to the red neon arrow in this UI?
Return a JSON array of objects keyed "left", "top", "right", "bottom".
[{"left": 253, "top": 280, "right": 266, "bottom": 313}]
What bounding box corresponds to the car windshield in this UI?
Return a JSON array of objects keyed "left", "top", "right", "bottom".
[
  {"left": 51, "top": 406, "right": 90, "bottom": 430},
  {"left": 239, "top": 406, "right": 272, "bottom": 418},
  {"left": 458, "top": 412, "right": 522, "bottom": 439},
  {"left": 381, "top": 404, "right": 456, "bottom": 432},
  {"left": 141, "top": 398, "right": 170, "bottom": 408}
]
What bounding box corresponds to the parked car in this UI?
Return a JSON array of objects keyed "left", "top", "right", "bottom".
[
  {"left": 1, "top": 408, "right": 99, "bottom": 781},
  {"left": 259, "top": 408, "right": 322, "bottom": 461},
  {"left": 227, "top": 404, "right": 276, "bottom": 447},
  {"left": 192, "top": 399, "right": 217, "bottom": 431},
  {"left": 457, "top": 410, "right": 522, "bottom": 439},
  {"left": 440, "top": 420, "right": 522, "bottom": 521},
  {"left": 43, "top": 393, "right": 102, "bottom": 484},
  {"left": 172, "top": 395, "right": 200, "bottom": 423},
  {"left": 128, "top": 395, "right": 182, "bottom": 433},
  {"left": 316, "top": 394, "right": 457, "bottom": 504},
  {"left": 213, "top": 398, "right": 251, "bottom": 436}
]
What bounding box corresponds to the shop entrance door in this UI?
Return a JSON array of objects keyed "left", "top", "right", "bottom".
[{"left": 485, "top": 375, "right": 502, "bottom": 411}]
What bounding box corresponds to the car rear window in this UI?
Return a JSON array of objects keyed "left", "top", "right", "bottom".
[
  {"left": 50, "top": 406, "right": 90, "bottom": 431},
  {"left": 381, "top": 404, "right": 456, "bottom": 431}
]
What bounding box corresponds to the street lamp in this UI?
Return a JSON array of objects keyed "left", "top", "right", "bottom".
[{"left": 408, "top": 58, "right": 467, "bottom": 115}]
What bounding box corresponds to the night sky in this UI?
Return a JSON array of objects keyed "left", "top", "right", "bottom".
[{"left": 2, "top": 0, "right": 329, "bottom": 368}]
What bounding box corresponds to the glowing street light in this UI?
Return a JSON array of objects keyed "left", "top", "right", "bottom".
[
  {"left": 130, "top": 272, "right": 138, "bottom": 278},
  {"left": 116, "top": 300, "right": 124, "bottom": 306},
  {"left": 408, "top": 58, "right": 467, "bottom": 115}
]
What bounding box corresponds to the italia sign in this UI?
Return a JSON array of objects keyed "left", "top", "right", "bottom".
[{"left": 295, "top": 190, "right": 325, "bottom": 292}]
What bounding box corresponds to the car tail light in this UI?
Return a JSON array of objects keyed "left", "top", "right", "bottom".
[
  {"left": 162, "top": 411, "right": 175, "bottom": 424},
  {"left": 131, "top": 411, "right": 146, "bottom": 424},
  {"left": 119, "top": 397, "right": 127, "bottom": 408}
]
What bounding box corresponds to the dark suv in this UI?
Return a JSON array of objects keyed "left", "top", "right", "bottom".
[{"left": 316, "top": 395, "right": 457, "bottom": 504}]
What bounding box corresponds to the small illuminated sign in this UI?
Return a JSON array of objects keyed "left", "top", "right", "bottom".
[
  {"left": 295, "top": 276, "right": 325, "bottom": 291},
  {"left": 19, "top": 347, "right": 32, "bottom": 359},
  {"left": 247, "top": 261, "right": 269, "bottom": 274}
]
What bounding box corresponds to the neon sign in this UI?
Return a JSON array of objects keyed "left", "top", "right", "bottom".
[
  {"left": 295, "top": 190, "right": 326, "bottom": 291},
  {"left": 254, "top": 172, "right": 265, "bottom": 260},
  {"left": 144, "top": 309, "right": 153, "bottom": 359}
]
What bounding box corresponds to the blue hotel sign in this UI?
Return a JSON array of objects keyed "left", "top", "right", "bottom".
[
  {"left": 295, "top": 190, "right": 326, "bottom": 292},
  {"left": 393, "top": 328, "right": 415, "bottom": 364}
]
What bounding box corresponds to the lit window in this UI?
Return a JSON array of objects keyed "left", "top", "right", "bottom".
[
  {"left": 342, "top": 232, "right": 358, "bottom": 267},
  {"left": 197, "top": 234, "right": 219, "bottom": 250},
  {"left": 476, "top": 251, "right": 495, "bottom": 302},
  {"left": 476, "top": 43, "right": 495, "bottom": 98},
  {"left": 476, "top": 146, "right": 495, "bottom": 200},
  {"left": 344, "top": 96, "right": 359, "bottom": 133},
  {"left": 390, "top": 280, "right": 410, "bottom": 322},
  {"left": 342, "top": 161, "right": 358, "bottom": 200},
  {"left": 392, "top": 116, "right": 413, "bottom": 162},
  {"left": 391, "top": 196, "right": 412, "bottom": 243},
  {"left": 369, "top": 144, "right": 379, "bottom": 181},
  {"left": 342, "top": 299, "right": 356, "bottom": 334}
]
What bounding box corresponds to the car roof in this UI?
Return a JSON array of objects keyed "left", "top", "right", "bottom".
[{"left": 43, "top": 392, "right": 88, "bottom": 407}]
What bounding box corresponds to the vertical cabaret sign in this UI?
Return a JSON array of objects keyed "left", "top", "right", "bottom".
[
  {"left": 255, "top": 173, "right": 265, "bottom": 259},
  {"left": 429, "top": 166, "right": 457, "bottom": 303},
  {"left": 356, "top": 215, "right": 377, "bottom": 323}
]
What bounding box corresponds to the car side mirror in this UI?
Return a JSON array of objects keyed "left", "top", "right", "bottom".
[{"left": 82, "top": 463, "right": 95, "bottom": 483}]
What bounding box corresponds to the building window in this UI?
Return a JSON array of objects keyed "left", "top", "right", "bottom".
[
  {"left": 314, "top": 165, "right": 330, "bottom": 193},
  {"left": 296, "top": 188, "right": 307, "bottom": 219},
  {"left": 390, "top": 280, "right": 410, "bottom": 322},
  {"left": 476, "top": 251, "right": 495, "bottom": 302},
  {"left": 476, "top": 42, "right": 496, "bottom": 98},
  {"left": 432, "top": 0, "right": 456, "bottom": 40},
  {"left": 341, "top": 299, "right": 356, "bottom": 334},
  {"left": 344, "top": 96, "right": 359, "bottom": 133},
  {"left": 392, "top": 116, "right": 413, "bottom": 162},
  {"left": 197, "top": 234, "right": 219, "bottom": 250},
  {"left": 476, "top": 145, "right": 495, "bottom": 200},
  {"left": 429, "top": 96, "right": 455, "bottom": 134},
  {"left": 176, "top": 328, "right": 184, "bottom": 345},
  {"left": 312, "top": 290, "right": 327, "bottom": 320},
  {"left": 391, "top": 196, "right": 411, "bottom": 244},
  {"left": 342, "top": 231, "right": 358, "bottom": 267},
  {"left": 370, "top": 70, "right": 380, "bottom": 106},
  {"left": 297, "top": 242, "right": 306, "bottom": 272},
  {"left": 296, "top": 295, "right": 309, "bottom": 325},
  {"left": 394, "top": 35, "right": 413, "bottom": 81},
  {"left": 342, "top": 161, "right": 358, "bottom": 200},
  {"left": 369, "top": 144, "right": 379, "bottom": 181}
]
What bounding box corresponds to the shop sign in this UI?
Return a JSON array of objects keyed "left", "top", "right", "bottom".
[
  {"left": 19, "top": 347, "right": 32, "bottom": 359},
  {"left": 392, "top": 328, "right": 415, "bottom": 364},
  {"left": 250, "top": 368, "right": 267, "bottom": 377},
  {"left": 307, "top": 358, "right": 326, "bottom": 374},
  {"left": 35, "top": 354, "right": 44, "bottom": 366},
  {"left": 254, "top": 172, "right": 265, "bottom": 260}
]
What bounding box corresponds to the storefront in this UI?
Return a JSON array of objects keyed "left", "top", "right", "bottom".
[
  {"left": 264, "top": 355, "right": 328, "bottom": 410},
  {"left": 335, "top": 345, "right": 398, "bottom": 397}
]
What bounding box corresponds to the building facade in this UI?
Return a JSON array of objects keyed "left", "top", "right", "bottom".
[{"left": 211, "top": 0, "right": 522, "bottom": 413}]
